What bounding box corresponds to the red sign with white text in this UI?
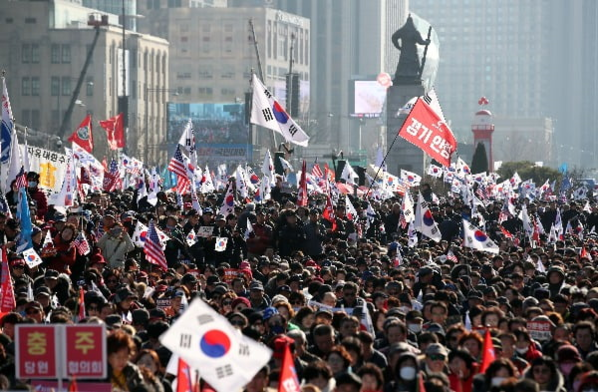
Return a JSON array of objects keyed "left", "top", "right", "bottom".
[
  {"left": 398, "top": 98, "right": 457, "bottom": 167},
  {"left": 15, "top": 325, "right": 59, "bottom": 379},
  {"left": 64, "top": 324, "right": 107, "bottom": 379}
]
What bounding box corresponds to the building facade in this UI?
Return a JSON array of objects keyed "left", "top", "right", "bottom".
[
  {"left": 410, "top": 0, "right": 598, "bottom": 168},
  {"left": 137, "top": 5, "right": 310, "bottom": 156},
  {"left": 0, "top": 0, "right": 169, "bottom": 164}
]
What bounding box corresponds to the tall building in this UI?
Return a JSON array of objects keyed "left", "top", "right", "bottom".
[
  {"left": 547, "top": 1, "right": 598, "bottom": 168},
  {"left": 137, "top": 4, "right": 310, "bottom": 157},
  {"left": 230, "top": 0, "right": 408, "bottom": 161},
  {"left": 0, "top": 0, "right": 169, "bottom": 164},
  {"left": 411, "top": 0, "right": 598, "bottom": 168}
]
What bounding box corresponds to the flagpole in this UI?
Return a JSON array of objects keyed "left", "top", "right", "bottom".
[{"left": 365, "top": 114, "right": 407, "bottom": 198}]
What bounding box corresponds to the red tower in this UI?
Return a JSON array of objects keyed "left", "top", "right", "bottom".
[{"left": 472, "top": 109, "right": 495, "bottom": 171}]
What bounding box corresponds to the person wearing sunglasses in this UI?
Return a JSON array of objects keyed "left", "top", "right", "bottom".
[
  {"left": 423, "top": 343, "right": 448, "bottom": 377},
  {"left": 227, "top": 312, "right": 248, "bottom": 330}
]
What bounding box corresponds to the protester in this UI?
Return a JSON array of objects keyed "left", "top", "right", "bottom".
[{"left": 6, "top": 150, "right": 598, "bottom": 392}]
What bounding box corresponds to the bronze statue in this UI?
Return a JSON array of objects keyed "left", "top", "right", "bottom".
[{"left": 392, "top": 15, "right": 431, "bottom": 85}]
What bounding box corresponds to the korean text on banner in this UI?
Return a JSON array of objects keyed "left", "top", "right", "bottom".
[{"left": 398, "top": 98, "right": 457, "bottom": 167}]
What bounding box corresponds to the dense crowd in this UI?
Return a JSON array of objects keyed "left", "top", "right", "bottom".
[{"left": 3, "top": 170, "right": 598, "bottom": 392}]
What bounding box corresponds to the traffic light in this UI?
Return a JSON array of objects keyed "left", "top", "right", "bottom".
[{"left": 285, "top": 73, "right": 300, "bottom": 118}]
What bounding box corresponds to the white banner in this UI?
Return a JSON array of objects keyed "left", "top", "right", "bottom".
[{"left": 20, "top": 146, "right": 68, "bottom": 193}]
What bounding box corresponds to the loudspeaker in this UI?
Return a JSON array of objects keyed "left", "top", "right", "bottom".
[
  {"left": 354, "top": 166, "right": 366, "bottom": 186},
  {"left": 285, "top": 73, "right": 300, "bottom": 118},
  {"left": 244, "top": 91, "right": 252, "bottom": 125}
]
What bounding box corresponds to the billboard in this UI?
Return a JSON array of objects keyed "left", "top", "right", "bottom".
[
  {"left": 167, "top": 103, "right": 251, "bottom": 164},
  {"left": 349, "top": 79, "right": 387, "bottom": 118}
]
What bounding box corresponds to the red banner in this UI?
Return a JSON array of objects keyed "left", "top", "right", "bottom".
[
  {"left": 68, "top": 115, "right": 94, "bottom": 153},
  {"left": 99, "top": 113, "right": 125, "bottom": 150},
  {"left": 398, "top": 98, "right": 457, "bottom": 167},
  {"left": 0, "top": 247, "right": 14, "bottom": 313},
  {"left": 16, "top": 325, "right": 59, "bottom": 379},
  {"left": 64, "top": 324, "right": 107, "bottom": 379}
]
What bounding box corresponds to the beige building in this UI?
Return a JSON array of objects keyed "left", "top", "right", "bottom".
[
  {"left": 138, "top": 5, "right": 310, "bottom": 153},
  {"left": 492, "top": 117, "right": 555, "bottom": 166},
  {"left": 0, "top": 0, "right": 169, "bottom": 164}
]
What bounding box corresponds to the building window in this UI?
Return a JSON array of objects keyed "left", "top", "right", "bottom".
[
  {"left": 221, "top": 65, "right": 235, "bottom": 79},
  {"left": 22, "top": 44, "right": 30, "bottom": 63},
  {"left": 21, "top": 110, "right": 31, "bottom": 126},
  {"left": 199, "top": 67, "right": 213, "bottom": 79},
  {"left": 31, "top": 44, "right": 40, "bottom": 63},
  {"left": 51, "top": 77, "right": 60, "bottom": 96},
  {"left": 5, "top": 18, "right": 13, "bottom": 24},
  {"left": 31, "top": 110, "right": 40, "bottom": 130},
  {"left": 61, "top": 77, "right": 71, "bottom": 96},
  {"left": 31, "top": 77, "right": 40, "bottom": 96},
  {"left": 21, "top": 77, "right": 30, "bottom": 96},
  {"left": 61, "top": 45, "right": 71, "bottom": 63},
  {"left": 24, "top": 17, "right": 36, "bottom": 24},
  {"left": 184, "top": 87, "right": 191, "bottom": 95},
  {"left": 51, "top": 110, "right": 60, "bottom": 128}
]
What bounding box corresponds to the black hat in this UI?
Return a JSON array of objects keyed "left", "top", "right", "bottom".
[
  {"left": 34, "top": 286, "right": 52, "bottom": 298},
  {"left": 181, "top": 273, "right": 198, "bottom": 285},
  {"left": 114, "top": 287, "right": 137, "bottom": 303},
  {"left": 418, "top": 266, "right": 434, "bottom": 277},
  {"left": 44, "top": 269, "right": 59, "bottom": 280}
]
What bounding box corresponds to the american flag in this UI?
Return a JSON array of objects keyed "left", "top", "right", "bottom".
[
  {"left": 103, "top": 158, "right": 123, "bottom": 192},
  {"left": 73, "top": 231, "right": 90, "bottom": 256},
  {"left": 168, "top": 145, "right": 188, "bottom": 178},
  {"left": 169, "top": 145, "right": 190, "bottom": 194},
  {"left": 446, "top": 250, "right": 458, "bottom": 263},
  {"left": 144, "top": 220, "right": 168, "bottom": 270},
  {"left": 15, "top": 166, "right": 26, "bottom": 189},
  {"left": 312, "top": 162, "right": 323, "bottom": 179}
]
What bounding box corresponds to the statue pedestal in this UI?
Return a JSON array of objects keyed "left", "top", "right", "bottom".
[{"left": 386, "top": 84, "right": 426, "bottom": 176}]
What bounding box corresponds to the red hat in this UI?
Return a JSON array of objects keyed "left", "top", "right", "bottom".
[
  {"left": 10, "top": 258, "right": 26, "bottom": 267},
  {"left": 91, "top": 253, "right": 106, "bottom": 265},
  {"left": 231, "top": 297, "right": 251, "bottom": 309}
]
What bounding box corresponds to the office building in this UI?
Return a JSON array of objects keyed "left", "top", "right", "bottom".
[{"left": 0, "top": 0, "right": 169, "bottom": 164}]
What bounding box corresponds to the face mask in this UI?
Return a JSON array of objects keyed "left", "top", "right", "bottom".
[
  {"left": 408, "top": 323, "right": 422, "bottom": 334},
  {"left": 516, "top": 347, "right": 529, "bottom": 355},
  {"left": 166, "top": 225, "right": 175, "bottom": 230},
  {"left": 400, "top": 366, "right": 416, "bottom": 381},
  {"left": 560, "top": 363, "right": 575, "bottom": 376},
  {"left": 491, "top": 377, "right": 506, "bottom": 387},
  {"left": 28, "top": 181, "right": 37, "bottom": 188}
]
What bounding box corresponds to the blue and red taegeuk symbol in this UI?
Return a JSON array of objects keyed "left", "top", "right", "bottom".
[
  {"left": 272, "top": 102, "right": 289, "bottom": 124},
  {"left": 139, "top": 231, "right": 148, "bottom": 242},
  {"left": 407, "top": 175, "right": 415, "bottom": 183},
  {"left": 200, "top": 330, "right": 231, "bottom": 358},
  {"left": 225, "top": 194, "right": 234, "bottom": 206},
  {"left": 249, "top": 173, "right": 259, "bottom": 185},
  {"left": 26, "top": 255, "right": 36, "bottom": 262},
  {"left": 423, "top": 210, "right": 435, "bottom": 226},
  {"left": 474, "top": 230, "right": 487, "bottom": 242}
]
